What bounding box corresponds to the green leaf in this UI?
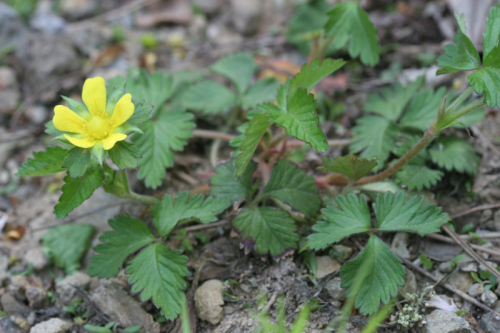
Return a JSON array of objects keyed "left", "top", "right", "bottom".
[
  {"left": 108, "top": 141, "right": 141, "bottom": 170},
  {"left": 42, "top": 224, "right": 94, "bottom": 273},
  {"left": 261, "top": 159, "right": 321, "bottom": 218},
  {"left": 307, "top": 193, "right": 371, "bottom": 250},
  {"left": 88, "top": 215, "right": 155, "bottom": 278},
  {"left": 133, "top": 109, "right": 194, "bottom": 189},
  {"left": 18, "top": 146, "right": 68, "bottom": 177},
  {"left": 483, "top": 3, "right": 500, "bottom": 61},
  {"left": 429, "top": 135, "right": 479, "bottom": 175},
  {"left": 127, "top": 100, "right": 154, "bottom": 125},
  {"left": 399, "top": 87, "right": 447, "bottom": 131},
  {"left": 395, "top": 165, "right": 443, "bottom": 191},
  {"left": 62, "top": 96, "right": 90, "bottom": 119},
  {"left": 124, "top": 325, "right": 143, "bottom": 333},
  {"left": 364, "top": 77, "right": 424, "bottom": 122},
  {"left": 232, "top": 207, "right": 299, "bottom": 257},
  {"left": 210, "top": 52, "right": 257, "bottom": 93},
  {"left": 152, "top": 192, "right": 230, "bottom": 237},
  {"left": 180, "top": 80, "right": 236, "bottom": 114},
  {"left": 241, "top": 78, "right": 281, "bottom": 110},
  {"left": 235, "top": 114, "right": 271, "bottom": 177},
  {"left": 320, "top": 155, "right": 377, "bottom": 181},
  {"left": 209, "top": 160, "right": 256, "bottom": 202},
  {"left": 437, "top": 23, "right": 480, "bottom": 74},
  {"left": 290, "top": 58, "right": 346, "bottom": 94},
  {"left": 374, "top": 191, "right": 448, "bottom": 235},
  {"left": 419, "top": 254, "right": 434, "bottom": 270},
  {"left": 127, "top": 243, "right": 188, "bottom": 320},
  {"left": 340, "top": 235, "right": 405, "bottom": 315},
  {"left": 54, "top": 163, "right": 103, "bottom": 219},
  {"left": 62, "top": 147, "right": 91, "bottom": 178},
  {"left": 468, "top": 68, "right": 500, "bottom": 108},
  {"left": 324, "top": 1, "right": 381, "bottom": 66}
]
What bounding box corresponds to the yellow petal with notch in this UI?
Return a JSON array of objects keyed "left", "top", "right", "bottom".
[
  {"left": 64, "top": 135, "right": 95, "bottom": 148},
  {"left": 53, "top": 105, "right": 86, "bottom": 133},
  {"left": 102, "top": 133, "right": 127, "bottom": 150},
  {"left": 82, "top": 77, "right": 107, "bottom": 116},
  {"left": 111, "top": 93, "right": 134, "bottom": 127}
]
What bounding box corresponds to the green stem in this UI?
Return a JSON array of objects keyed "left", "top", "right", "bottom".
[
  {"left": 209, "top": 105, "right": 240, "bottom": 167},
  {"left": 128, "top": 191, "right": 157, "bottom": 205},
  {"left": 437, "top": 99, "right": 486, "bottom": 130},
  {"left": 271, "top": 198, "right": 309, "bottom": 224},
  {"left": 444, "top": 87, "right": 474, "bottom": 116}
]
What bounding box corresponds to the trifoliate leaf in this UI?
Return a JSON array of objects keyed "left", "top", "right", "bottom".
[
  {"left": 395, "top": 164, "right": 443, "bottom": 191},
  {"left": 483, "top": 3, "right": 500, "bottom": 61},
  {"left": 468, "top": 68, "right": 500, "bottom": 108},
  {"left": 290, "top": 58, "right": 346, "bottom": 94},
  {"left": 375, "top": 191, "right": 448, "bottom": 235},
  {"left": 152, "top": 192, "right": 230, "bottom": 237},
  {"left": 429, "top": 135, "right": 479, "bottom": 175},
  {"left": 232, "top": 207, "right": 299, "bottom": 256},
  {"left": 88, "top": 214, "right": 155, "bottom": 278},
  {"left": 171, "top": 70, "right": 205, "bottom": 91},
  {"left": 235, "top": 114, "right": 271, "bottom": 177},
  {"left": 399, "top": 86, "right": 447, "bottom": 131},
  {"left": 133, "top": 109, "right": 194, "bottom": 189},
  {"left": 320, "top": 155, "right": 377, "bottom": 181},
  {"left": 210, "top": 52, "right": 257, "bottom": 94},
  {"left": 108, "top": 141, "right": 141, "bottom": 170},
  {"left": 62, "top": 147, "right": 91, "bottom": 178},
  {"left": 324, "top": 1, "right": 381, "bottom": 66},
  {"left": 364, "top": 77, "right": 424, "bottom": 122},
  {"left": 261, "top": 159, "right": 321, "bottom": 218},
  {"left": 180, "top": 80, "right": 237, "bottom": 114},
  {"left": 42, "top": 224, "right": 94, "bottom": 273},
  {"left": 54, "top": 163, "right": 103, "bottom": 219},
  {"left": 209, "top": 160, "right": 256, "bottom": 202},
  {"left": 308, "top": 193, "right": 371, "bottom": 250},
  {"left": 437, "top": 23, "right": 480, "bottom": 75},
  {"left": 241, "top": 78, "right": 281, "bottom": 110},
  {"left": 127, "top": 243, "right": 188, "bottom": 320},
  {"left": 18, "top": 146, "right": 68, "bottom": 177},
  {"left": 127, "top": 100, "right": 154, "bottom": 125},
  {"left": 340, "top": 235, "right": 405, "bottom": 315}
]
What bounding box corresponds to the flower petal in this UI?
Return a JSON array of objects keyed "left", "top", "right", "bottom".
[
  {"left": 82, "top": 77, "right": 107, "bottom": 116},
  {"left": 64, "top": 134, "right": 95, "bottom": 148},
  {"left": 111, "top": 93, "right": 134, "bottom": 127},
  {"left": 53, "top": 105, "right": 86, "bottom": 133},
  {"left": 102, "top": 133, "right": 127, "bottom": 150}
]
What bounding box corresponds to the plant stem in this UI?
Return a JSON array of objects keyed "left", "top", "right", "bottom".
[
  {"left": 192, "top": 129, "right": 235, "bottom": 141},
  {"left": 444, "top": 87, "right": 474, "bottom": 116},
  {"left": 438, "top": 99, "right": 486, "bottom": 128},
  {"left": 271, "top": 198, "right": 309, "bottom": 224},
  {"left": 128, "top": 191, "right": 157, "bottom": 205},
  {"left": 209, "top": 107, "right": 240, "bottom": 167}
]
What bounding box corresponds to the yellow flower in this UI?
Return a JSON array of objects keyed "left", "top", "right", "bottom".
[{"left": 53, "top": 77, "right": 134, "bottom": 150}]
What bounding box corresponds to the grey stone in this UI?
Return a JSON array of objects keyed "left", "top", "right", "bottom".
[
  {"left": 481, "top": 290, "right": 498, "bottom": 308},
  {"left": 230, "top": 0, "right": 264, "bottom": 36},
  {"left": 480, "top": 312, "right": 500, "bottom": 333},
  {"left": 0, "top": 294, "right": 31, "bottom": 317},
  {"left": 420, "top": 309, "right": 472, "bottom": 333},
  {"left": 7, "top": 275, "right": 28, "bottom": 301},
  {"left": 0, "top": 254, "right": 8, "bottom": 283},
  {"left": 194, "top": 279, "right": 224, "bottom": 325},
  {"left": 191, "top": 0, "right": 223, "bottom": 15},
  {"left": 0, "top": 3, "right": 27, "bottom": 53},
  {"left": 0, "top": 318, "right": 24, "bottom": 333},
  {"left": 315, "top": 256, "right": 341, "bottom": 279},
  {"left": 30, "top": 1, "right": 66, "bottom": 34},
  {"left": 56, "top": 272, "right": 91, "bottom": 305},
  {"left": 90, "top": 282, "right": 160, "bottom": 333},
  {"left": 23, "top": 246, "right": 49, "bottom": 270},
  {"left": 479, "top": 261, "right": 498, "bottom": 272},
  {"left": 391, "top": 232, "right": 410, "bottom": 259},
  {"left": 25, "top": 285, "right": 48, "bottom": 309},
  {"left": 60, "top": 0, "right": 96, "bottom": 20},
  {"left": 324, "top": 277, "right": 345, "bottom": 301},
  {"left": 399, "top": 267, "right": 417, "bottom": 297},
  {"left": 460, "top": 262, "right": 478, "bottom": 272},
  {"left": 468, "top": 284, "right": 484, "bottom": 297},
  {"left": 0, "top": 67, "right": 21, "bottom": 114},
  {"left": 331, "top": 244, "right": 353, "bottom": 263},
  {"left": 30, "top": 318, "right": 72, "bottom": 333},
  {"left": 448, "top": 271, "right": 475, "bottom": 293},
  {"left": 439, "top": 262, "right": 454, "bottom": 273}
]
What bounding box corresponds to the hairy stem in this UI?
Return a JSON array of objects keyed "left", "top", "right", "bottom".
[
  {"left": 271, "top": 198, "right": 309, "bottom": 224},
  {"left": 128, "top": 191, "right": 157, "bottom": 205}
]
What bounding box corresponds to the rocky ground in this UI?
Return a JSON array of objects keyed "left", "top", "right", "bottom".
[{"left": 2, "top": 0, "right": 500, "bottom": 332}]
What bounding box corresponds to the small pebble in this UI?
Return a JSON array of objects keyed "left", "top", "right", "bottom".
[
  {"left": 481, "top": 290, "right": 498, "bottom": 308},
  {"left": 467, "top": 283, "right": 484, "bottom": 297}
]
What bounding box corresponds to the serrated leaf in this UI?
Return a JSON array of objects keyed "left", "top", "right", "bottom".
[
  {"left": 364, "top": 77, "right": 424, "bottom": 122},
  {"left": 232, "top": 207, "right": 299, "bottom": 256},
  {"left": 88, "top": 214, "right": 155, "bottom": 278},
  {"left": 429, "top": 135, "right": 479, "bottom": 175},
  {"left": 320, "top": 155, "right": 377, "bottom": 181},
  {"left": 63, "top": 147, "right": 91, "bottom": 178},
  {"left": 108, "top": 141, "right": 141, "bottom": 170},
  {"left": 399, "top": 86, "right": 447, "bottom": 131},
  {"left": 437, "top": 24, "right": 480, "bottom": 74},
  {"left": 18, "top": 146, "right": 68, "bottom": 177},
  {"left": 127, "top": 101, "right": 154, "bottom": 125},
  {"left": 468, "top": 68, "right": 500, "bottom": 108},
  {"left": 395, "top": 165, "right": 443, "bottom": 191},
  {"left": 483, "top": 3, "right": 500, "bottom": 61},
  {"left": 180, "top": 80, "right": 236, "bottom": 114},
  {"left": 241, "top": 78, "right": 281, "bottom": 110},
  {"left": 235, "top": 114, "right": 270, "bottom": 177},
  {"left": 42, "top": 224, "right": 94, "bottom": 273},
  {"left": 133, "top": 109, "right": 194, "bottom": 189},
  {"left": 54, "top": 163, "right": 103, "bottom": 219},
  {"left": 261, "top": 159, "right": 321, "bottom": 218},
  {"left": 290, "top": 58, "right": 346, "bottom": 94},
  {"left": 210, "top": 52, "right": 257, "bottom": 93},
  {"left": 340, "top": 235, "right": 405, "bottom": 315},
  {"left": 324, "top": 2, "right": 381, "bottom": 66},
  {"left": 307, "top": 193, "right": 371, "bottom": 250},
  {"left": 375, "top": 191, "right": 447, "bottom": 235},
  {"left": 209, "top": 160, "right": 256, "bottom": 202},
  {"left": 152, "top": 192, "right": 230, "bottom": 237},
  {"left": 127, "top": 243, "right": 188, "bottom": 320}
]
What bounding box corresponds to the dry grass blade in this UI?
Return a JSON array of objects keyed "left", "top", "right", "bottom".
[{"left": 426, "top": 233, "right": 500, "bottom": 257}]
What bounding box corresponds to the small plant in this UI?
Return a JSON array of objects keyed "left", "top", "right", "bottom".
[{"left": 390, "top": 286, "right": 435, "bottom": 329}]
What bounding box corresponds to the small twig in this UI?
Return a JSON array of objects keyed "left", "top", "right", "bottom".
[
  {"left": 426, "top": 233, "right": 500, "bottom": 257},
  {"left": 459, "top": 232, "right": 500, "bottom": 240},
  {"left": 468, "top": 315, "right": 486, "bottom": 333},
  {"left": 451, "top": 202, "right": 500, "bottom": 219},
  {"left": 72, "top": 285, "right": 111, "bottom": 323},
  {"left": 260, "top": 291, "right": 279, "bottom": 315},
  {"left": 192, "top": 129, "right": 236, "bottom": 142}
]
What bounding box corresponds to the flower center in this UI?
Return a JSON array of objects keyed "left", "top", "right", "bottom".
[{"left": 86, "top": 116, "right": 112, "bottom": 140}]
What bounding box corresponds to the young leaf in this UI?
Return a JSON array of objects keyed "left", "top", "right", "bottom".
[
  {"left": 127, "top": 101, "right": 154, "bottom": 126},
  {"left": 209, "top": 160, "right": 256, "bottom": 202},
  {"left": 88, "top": 214, "right": 155, "bottom": 278},
  {"left": 108, "top": 141, "right": 141, "bottom": 170},
  {"left": 399, "top": 86, "right": 447, "bottom": 131},
  {"left": 133, "top": 109, "right": 194, "bottom": 189},
  {"left": 324, "top": 1, "right": 381, "bottom": 66},
  {"left": 42, "top": 224, "right": 94, "bottom": 273},
  {"left": 289, "top": 58, "right": 346, "bottom": 94},
  {"left": 232, "top": 207, "right": 299, "bottom": 257},
  {"left": 308, "top": 193, "right": 371, "bottom": 250},
  {"left": 429, "top": 135, "right": 479, "bottom": 175},
  {"left": 261, "top": 159, "right": 321, "bottom": 218},
  {"left": 340, "top": 235, "right": 405, "bottom": 315},
  {"left": 467, "top": 68, "right": 500, "bottom": 108},
  {"left": 234, "top": 114, "right": 271, "bottom": 177},
  {"left": 54, "top": 163, "right": 103, "bottom": 219},
  {"left": 395, "top": 165, "right": 443, "bottom": 191},
  {"left": 180, "top": 80, "right": 236, "bottom": 114},
  {"left": 152, "top": 192, "right": 230, "bottom": 237},
  {"left": 241, "top": 78, "right": 281, "bottom": 110},
  {"left": 482, "top": 3, "right": 500, "bottom": 61},
  {"left": 210, "top": 52, "right": 257, "bottom": 93},
  {"left": 62, "top": 147, "right": 91, "bottom": 178},
  {"left": 18, "top": 146, "right": 68, "bottom": 177},
  {"left": 320, "top": 155, "right": 377, "bottom": 181},
  {"left": 374, "top": 191, "right": 447, "bottom": 235},
  {"left": 127, "top": 243, "right": 188, "bottom": 320}
]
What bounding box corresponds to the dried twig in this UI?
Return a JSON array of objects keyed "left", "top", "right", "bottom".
[
  {"left": 426, "top": 233, "right": 500, "bottom": 257},
  {"left": 468, "top": 315, "right": 486, "bottom": 333},
  {"left": 451, "top": 202, "right": 500, "bottom": 219}
]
